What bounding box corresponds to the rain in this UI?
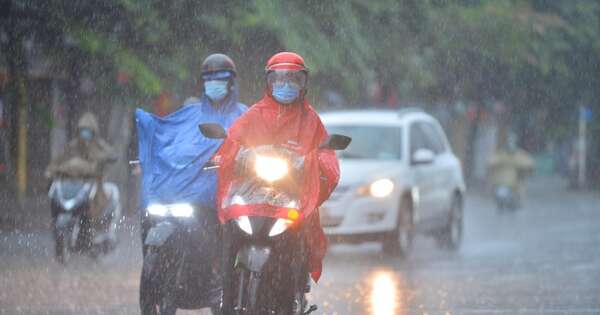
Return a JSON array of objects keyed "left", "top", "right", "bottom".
[{"left": 1, "top": 1, "right": 600, "bottom": 314}]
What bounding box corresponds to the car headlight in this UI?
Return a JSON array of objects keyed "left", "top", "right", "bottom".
[
  {"left": 170, "top": 203, "right": 194, "bottom": 217},
  {"left": 357, "top": 179, "right": 395, "bottom": 198},
  {"left": 236, "top": 216, "right": 253, "bottom": 235},
  {"left": 147, "top": 203, "right": 194, "bottom": 217},
  {"left": 370, "top": 178, "right": 395, "bottom": 198},
  {"left": 254, "top": 155, "right": 289, "bottom": 182}
]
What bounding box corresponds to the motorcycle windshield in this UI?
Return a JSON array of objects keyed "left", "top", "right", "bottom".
[
  {"left": 222, "top": 145, "right": 304, "bottom": 211},
  {"left": 57, "top": 179, "right": 90, "bottom": 199}
]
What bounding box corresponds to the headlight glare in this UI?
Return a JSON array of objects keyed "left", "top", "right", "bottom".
[
  {"left": 369, "top": 179, "right": 395, "bottom": 198},
  {"left": 236, "top": 216, "right": 253, "bottom": 235},
  {"left": 254, "top": 155, "right": 289, "bottom": 182},
  {"left": 63, "top": 199, "right": 77, "bottom": 211},
  {"left": 147, "top": 204, "right": 168, "bottom": 216},
  {"left": 170, "top": 203, "right": 194, "bottom": 217},
  {"left": 147, "top": 203, "right": 194, "bottom": 217}
]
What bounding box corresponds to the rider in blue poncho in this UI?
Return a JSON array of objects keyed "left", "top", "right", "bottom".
[{"left": 136, "top": 54, "right": 246, "bottom": 315}]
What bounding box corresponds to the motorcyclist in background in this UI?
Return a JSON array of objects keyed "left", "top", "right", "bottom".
[
  {"left": 216, "top": 52, "right": 340, "bottom": 312},
  {"left": 46, "top": 112, "right": 119, "bottom": 251},
  {"left": 47, "top": 112, "right": 116, "bottom": 179},
  {"left": 136, "top": 53, "right": 246, "bottom": 315},
  {"left": 487, "top": 134, "right": 534, "bottom": 209}
]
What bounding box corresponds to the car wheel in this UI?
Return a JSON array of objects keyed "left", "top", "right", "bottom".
[
  {"left": 382, "top": 197, "right": 414, "bottom": 257},
  {"left": 437, "top": 194, "right": 463, "bottom": 250}
]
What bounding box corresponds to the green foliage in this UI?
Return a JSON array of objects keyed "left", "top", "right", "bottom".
[{"left": 3, "top": 0, "right": 600, "bottom": 124}]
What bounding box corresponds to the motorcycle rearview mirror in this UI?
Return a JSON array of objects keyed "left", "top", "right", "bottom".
[
  {"left": 199, "top": 123, "right": 227, "bottom": 139},
  {"left": 320, "top": 134, "right": 352, "bottom": 150},
  {"left": 202, "top": 160, "right": 219, "bottom": 170}
]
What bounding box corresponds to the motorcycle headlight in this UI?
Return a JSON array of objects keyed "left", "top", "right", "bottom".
[
  {"left": 63, "top": 199, "right": 77, "bottom": 211},
  {"left": 269, "top": 218, "right": 293, "bottom": 237},
  {"left": 269, "top": 208, "right": 299, "bottom": 237},
  {"left": 236, "top": 216, "right": 253, "bottom": 235},
  {"left": 146, "top": 203, "right": 194, "bottom": 217},
  {"left": 254, "top": 155, "right": 289, "bottom": 182},
  {"left": 147, "top": 204, "right": 168, "bottom": 216},
  {"left": 169, "top": 203, "right": 194, "bottom": 217}
]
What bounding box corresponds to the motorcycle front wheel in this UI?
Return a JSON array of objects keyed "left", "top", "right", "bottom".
[
  {"left": 140, "top": 248, "right": 160, "bottom": 315},
  {"left": 140, "top": 247, "right": 178, "bottom": 315},
  {"left": 54, "top": 231, "right": 69, "bottom": 264}
]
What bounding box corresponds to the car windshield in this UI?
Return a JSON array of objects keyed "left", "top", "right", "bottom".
[{"left": 326, "top": 125, "right": 402, "bottom": 160}]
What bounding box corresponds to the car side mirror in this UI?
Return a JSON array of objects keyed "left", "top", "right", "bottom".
[
  {"left": 199, "top": 123, "right": 227, "bottom": 139},
  {"left": 412, "top": 148, "right": 435, "bottom": 165},
  {"left": 320, "top": 134, "right": 352, "bottom": 150}
]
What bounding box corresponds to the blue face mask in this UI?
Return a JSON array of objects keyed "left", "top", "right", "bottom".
[
  {"left": 272, "top": 82, "right": 300, "bottom": 104},
  {"left": 79, "top": 128, "right": 93, "bottom": 141},
  {"left": 204, "top": 80, "right": 229, "bottom": 102}
]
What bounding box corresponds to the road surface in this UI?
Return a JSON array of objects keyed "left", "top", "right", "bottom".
[{"left": 1, "top": 177, "right": 599, "bottom": 314}]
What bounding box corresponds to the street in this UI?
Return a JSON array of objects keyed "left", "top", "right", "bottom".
[{"left": 1, "top": 176, "right": 599, "bottom": 314}]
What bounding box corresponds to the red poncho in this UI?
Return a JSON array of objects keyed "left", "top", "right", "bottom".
[{"left": 216, "top": 94, "right": 339, "bottom": 281}]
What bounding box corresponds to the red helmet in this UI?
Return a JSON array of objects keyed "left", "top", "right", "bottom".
[{"left": 265, "top": 52, "right": 308, "bottom": 72}]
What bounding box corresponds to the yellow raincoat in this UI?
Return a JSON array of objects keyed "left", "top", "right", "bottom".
[
  {"left": 46, "top": 112, "right": 116, "bottom": 218},
  {"left": 46, "top": 112, "right": 115, "bottom": 179},
  {"left": 487, "top": 149, "right": 534, "bottom": 193}
]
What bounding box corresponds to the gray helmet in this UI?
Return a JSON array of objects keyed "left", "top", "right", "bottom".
[{"left": 201, "top": 53, "right": 237, "bottom": 77}]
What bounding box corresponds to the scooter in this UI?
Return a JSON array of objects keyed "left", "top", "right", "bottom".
[
  {"left": 138, "top": 177, "right": 222, "bottom": 315},
  {"left": 200, "top": 123, "right": 350, "bottom": 315},
  {"left": 494, "top": 184, "right": 519, "bottom": 211},
  {"left": 48, "top": 177, "right": 121, "bottom": 264}
]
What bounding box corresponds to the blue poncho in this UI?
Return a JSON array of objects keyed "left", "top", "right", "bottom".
[{"left": 136, "top": 93, "right": 246, "bottom": 210}]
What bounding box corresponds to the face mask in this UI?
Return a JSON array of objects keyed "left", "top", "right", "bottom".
[
  {"left": 272, "top": 82, "right": 300, "bottom": 104},
  {"left": 79, "top": 128, "right": 93, "bottom": 141},
  {"left": 204, "top": 80, "right": 229, "bottom": 102}
]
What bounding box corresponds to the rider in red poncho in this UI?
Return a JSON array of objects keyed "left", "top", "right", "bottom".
[{"left": 216, "top": 52, "right": 340, "bottom": 282}]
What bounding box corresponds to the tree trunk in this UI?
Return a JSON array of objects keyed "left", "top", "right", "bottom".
[
  {"left": 50, "top": 80, "right": 67, "bottom": 160},
  {"left": 5, "top": 15, "right": 29, "bottom": 206}
]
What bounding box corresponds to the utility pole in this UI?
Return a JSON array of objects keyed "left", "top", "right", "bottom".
[
  {"left": 6, "top": 14, "right": 29, "bottom": 205},
  {"left": 578, "top": 106, "right": 591, "bottom": 189}
]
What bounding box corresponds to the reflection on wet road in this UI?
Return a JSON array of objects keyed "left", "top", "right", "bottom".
[
  {"left": 312, "top": 177, "right": 600, "bottom": 314},
  {"left": 369, "top": 270, "right": 400, "bottom": 315},
  {"left": 1, "top": 177, "right": 600, "bottom": 314}
]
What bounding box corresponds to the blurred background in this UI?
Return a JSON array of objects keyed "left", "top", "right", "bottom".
[{"left": 0, "top": 1, "right": 599, "bottom": 314}]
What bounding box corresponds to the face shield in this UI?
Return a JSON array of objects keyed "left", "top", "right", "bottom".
[
  {"left": 267, "top": 70, "right": 307, "bottom": 91},
  {"left": 79, "top": 127, "right": 94, "bottom": 141},
  {"left": 202, "top": 70, "right": 233, "bottom": 82},
  {"left": 267, "top": 70, "right": 307, "bottom": 104}
]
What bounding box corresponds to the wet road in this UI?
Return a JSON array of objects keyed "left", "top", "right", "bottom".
[{"left": 1, "top": 177, "right": 599, "bottom": 314}]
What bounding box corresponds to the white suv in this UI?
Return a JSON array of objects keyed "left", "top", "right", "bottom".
[{"left": 320, "top": 109, "right": 466, "bottom": 256}]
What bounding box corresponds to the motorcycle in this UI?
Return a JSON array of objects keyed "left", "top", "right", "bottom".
[
  {"left": 494, "top": 184, "right": 519, "bottom": 211},
  {"left": 139, "top": 180, "right": 222, "bottom": 315},
  {"left": 200, "top": 123, "right": 351, "bottom": 315},
  {"left": 48, "top": 176, "right": 121, "bottom": 264}
]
